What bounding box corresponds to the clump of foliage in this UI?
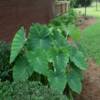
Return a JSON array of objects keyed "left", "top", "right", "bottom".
[
  {"left": 10, "top": 23, "right": 87, "bottom": 99},
  {"left": 50, "top": 9, "right": 77, "bottom": 27},
  {"left": 0, "top": 41, "right": 12, "bottom": 81},
  {"left": 49, "top": 9, "right": 78, "bottom": 37},
  {"left": 0, "top": 81, "right": 67, "bottom": 100},
  {"left": 0, "top": 6, "right": 88, "bottom": 99}
]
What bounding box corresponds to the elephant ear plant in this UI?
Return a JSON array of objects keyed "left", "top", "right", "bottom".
[{"left": 10, "top": 23, "right": 87, "bottom": 99}]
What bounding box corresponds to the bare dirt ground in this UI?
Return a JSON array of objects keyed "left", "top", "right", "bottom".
[
  {"left": 76, "top": 18, "right": 100, "bottom": 100},
  {"left": 76, "top": 59, "right": 100, "bottom": 100}
]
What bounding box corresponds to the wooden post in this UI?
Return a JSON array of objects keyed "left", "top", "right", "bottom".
[{"left": 84, "top": 0, "right": 87, "bottom": 18}]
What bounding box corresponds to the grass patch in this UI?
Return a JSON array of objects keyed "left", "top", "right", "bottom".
[
  {"left": 80, "top": 22, "right": 100, "bottom": 65},
  {"left": 75, "top": 2, "right": 100, "bottom": 18}
]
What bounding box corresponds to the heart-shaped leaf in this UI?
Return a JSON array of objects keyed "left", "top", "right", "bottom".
[
  {"left": 27, "top": 24, "right": 51, "bottom": 50},
  {"left": 70, "top": 47, "right": 88, "bottom": 70},
  {"left": 26, "top": 49, "right": 49, "bottom": 75}
]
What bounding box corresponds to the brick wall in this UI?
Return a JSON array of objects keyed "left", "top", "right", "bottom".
[{"left": 0, "top": 0, "right": 55, "bottom": 42}]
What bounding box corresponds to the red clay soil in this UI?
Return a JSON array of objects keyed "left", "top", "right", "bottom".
[
  {"left": 79, "top": 17, "right": 96, "bottom": 30},
  {"left": 76, "top": 18, "right": 100, "bottom": 100}
]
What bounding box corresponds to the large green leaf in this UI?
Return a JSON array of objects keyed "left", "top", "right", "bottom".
[
  {"left": 47, "top": 47, "right": 69, "bottom": 93},
  {"left": 10, "top": 27, "right": 26, "bottom": 63},
  {"left": 13, "top": 55, "right": 33, "bottom": 81},
  {"left": 26, "top": 49, "right": 49, "bottom": 75},
  {"left": 47, "top": 29, "right": 69, "bottom": 72},
  {"left": 27, "top": 24, "right": 51, "bottom": 50},
  {"left": 48, "top": 71, "right": 67, "bottom": 93},
  {"left": 70, "top": 47, "right": 88, "bottom": 70},
  {"left": 68, "top": 71, "right": 82, "bottom": 94},
  {"left": 54, "top": 53, "right": 69, "bottom": 72},
  {"left": 48, "top": 41, "right": 69, "bottom": 72},
  {"left": 72, "top": 66, "right": 84, "bottom": 81}
]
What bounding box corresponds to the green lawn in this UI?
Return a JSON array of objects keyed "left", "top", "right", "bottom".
[
  {"left": 75, "top": 2, "right": 100, "bottom": 18},
  {"left": 80, "top": 22, "right": 100, "bottom": 65}
]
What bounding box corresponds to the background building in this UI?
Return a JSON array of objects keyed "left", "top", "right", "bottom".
[{"left": 0, "top": 0, "right": 55, "bottom": 41}]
